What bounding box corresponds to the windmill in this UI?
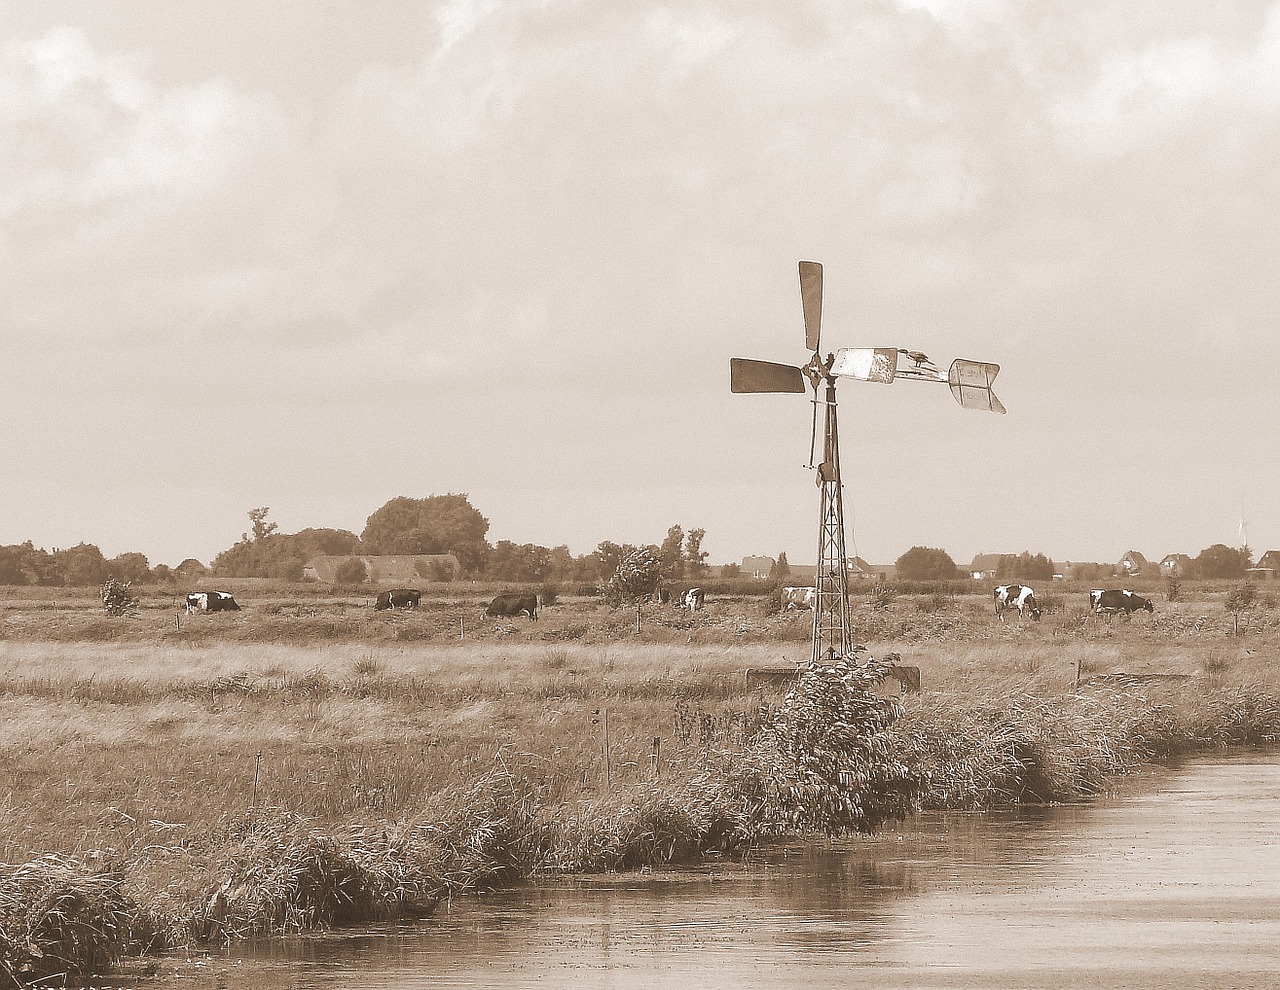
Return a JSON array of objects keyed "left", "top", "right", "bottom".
[{"left": 730, "top": 261, "right": 1006, "bottom": 666}]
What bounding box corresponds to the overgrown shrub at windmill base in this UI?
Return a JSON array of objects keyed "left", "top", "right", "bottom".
[
  {"left": 701, "top": 657, "right": 915, "bottom": 837},
  {"left": 602, "top": 548, "right": 661, "bottom": 607}
]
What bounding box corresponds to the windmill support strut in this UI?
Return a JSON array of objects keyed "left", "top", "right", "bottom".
[{"left": 813, "top": 376, "right": 851, "bottom": 664}]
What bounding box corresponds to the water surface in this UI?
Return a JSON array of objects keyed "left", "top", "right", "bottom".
[{"left": 178, "top": 751, "right": 1280, "bottom": 989}]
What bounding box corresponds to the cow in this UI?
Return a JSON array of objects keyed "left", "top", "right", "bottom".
[
  {"left": 375, "top": 588, "right": 422, "bottom": 611},
  {"left": 682, "top": 588, "right": 705, "bottom": 613},
  {"left": 185, "top": 591, "right": 240, "bottom": 614},
  {"left": 781, "top": 586, "right": 817, "bottom": 611},
  {"left": 486, "top": 593, "right": 538, "bottom": 621},
  {"left": 1090, "top": 589, "right": 1154, "bottom": 616},
  {"left": 994, "top": 584, "right": 1041, "bottom": 621}
]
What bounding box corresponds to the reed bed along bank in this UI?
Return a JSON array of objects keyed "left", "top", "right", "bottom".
[{"left": 2, "top": 586, "right": 1280, "bottom": 984}]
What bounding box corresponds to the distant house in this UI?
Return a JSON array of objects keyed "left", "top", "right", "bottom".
[
  {"left": 1159, "top": 553, "right": 1192, "bottom": 577},
  {"left": 847, "top": 556, "right": 873, "bottom": 579},
  {"left": 741, "top": 555, "right": 775, "bottom": 579},
  {"left": 1117, "top": 550, "right": 1151, "bottom": 578},
  {"left": 969, "top": 554, "right": 1010, "bottom": 581},
  {"left": 304, "top": 554, "right": 460, "bottom": 584},
  {"left": 1247, "top": 549, "right": 1280, "bottom": 581}
]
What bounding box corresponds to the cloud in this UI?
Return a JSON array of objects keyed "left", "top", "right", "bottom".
[
  {"left": 0, "top": 27, "right": 278, "bottom": 214},
  {"left": 1054, "top": 7, "right": 1280, "bottom": 156}
]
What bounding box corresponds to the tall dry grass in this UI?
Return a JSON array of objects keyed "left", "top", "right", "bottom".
[{"left": 2, "top": 582, "right": 1280, "bottom": 982}]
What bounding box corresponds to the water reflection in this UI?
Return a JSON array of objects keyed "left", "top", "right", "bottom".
[{"left": 175, "top": 751, "right": 1280, "bottom": 990}]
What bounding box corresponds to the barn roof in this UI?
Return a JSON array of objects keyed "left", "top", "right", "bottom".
[
  {"left": 969, "top": 553, "right": 1011, "bottom": 572},
  {"left": 1256, "top": 549, "right": 1280, "bottom": 570},
  {"left": 1118, "top": 550, "right": 1150, "bottom": 568},
  {"left": 305, "top": 554, "right": 460, "bottom": 584}
]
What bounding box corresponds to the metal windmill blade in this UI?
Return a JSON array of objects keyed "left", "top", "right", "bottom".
[
  {"left": 729, "top": 358, "right": 806, "bottom": 393},
  {"left": 799, "top": 261, "right": 823, "bottom": 352}
]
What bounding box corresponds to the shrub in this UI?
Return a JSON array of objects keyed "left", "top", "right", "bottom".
[
  {"left": 99, "top": 579, "right": 138, "bottom": 616},
  {"left": 704, "top": 658, "right": 913, "bottom": 836},
  {"left": 866, "top": 583, "right": 895, "bottom": 612},
  {"left": 333, "top": 559, "right": 368, "bottom": 585}
]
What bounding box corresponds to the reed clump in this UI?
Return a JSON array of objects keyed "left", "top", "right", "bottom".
[{"left": 0, "top": 855, "right": 156, "bottom": 985}]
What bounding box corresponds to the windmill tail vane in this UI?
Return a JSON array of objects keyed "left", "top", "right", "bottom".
[{"left": 729, "top": 260, "right": 1007, "bottom": 665}]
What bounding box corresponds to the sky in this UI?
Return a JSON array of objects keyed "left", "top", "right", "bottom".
[{"left": 2, "top": 0, "right": 1278, "bottom": 569}]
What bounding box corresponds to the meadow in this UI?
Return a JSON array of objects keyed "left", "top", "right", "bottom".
[{"left": 1, "top": 578, "right": 1278, "bottom": 983}]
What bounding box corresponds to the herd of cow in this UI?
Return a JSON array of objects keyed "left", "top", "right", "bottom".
[
  {"left": 180, "top": 587, "right": 708, "bottom": 621},
  {"left": 180, "top": 588, "right": 543, "bottom": 620},
  {"left": 180, "top": 583, "right": 1156, "bottom": 622},
  {"left": 779, "top": 583, "right": 1156, "bottom": 620}
]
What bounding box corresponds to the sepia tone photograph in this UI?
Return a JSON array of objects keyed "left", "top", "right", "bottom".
[{"left": 2, "top": 1, "right": 1279, "bottom": 986}]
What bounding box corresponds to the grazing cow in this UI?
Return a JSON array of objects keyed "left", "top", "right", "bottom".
[
  {"left": 375, "top": 588, "right": 422, "bottom": 611},
  {"left": 1090, "top": 589, "right": 1154, "bottom": 615},
  {"left": 486, "top": 593, "right": 539, "bottom": 621},
  {"left": 682, "top": 588, "right": 705, "bottom": 612},
  {"left": 185, "top": 591, "right": 240, "bottom": 614},
  {"left": 781, "top": 586, "right": 817, "bottom": 611},
  {"left": 994, "top": 584, "right": 1042, "bottom": 621}
]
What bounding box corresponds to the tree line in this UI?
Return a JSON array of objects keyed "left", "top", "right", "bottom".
[
  {"left": 893, "top": 544, "right": 1257, "bottom": 582},
  {"left": 0, "top": 495, "right": 712, "bottom": 587}
]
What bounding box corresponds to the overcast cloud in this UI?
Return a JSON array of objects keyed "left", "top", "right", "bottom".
[{"left": 2, "top": 0, "right": 1277, "bottom": 568}]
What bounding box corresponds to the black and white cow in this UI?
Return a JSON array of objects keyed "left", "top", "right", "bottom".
[
  {"left": 682, "top": 588, "right": 705, "bottom": 613},
  {"left": 486, "top": 593, "right": 538, "bottom": 621},
  {"left": 994, "top": 584, "right": 1041, "bottom": 621},
  {"left": 781, "top": 586, "right": 817, "bottom": 611},
  {"left": 1090, "top": 589, "right": 1154, "bottom": 615},
  {"left": 185, "top": 591, "right": 240, "bottom": 614},
  {"left": 375, "top": 588, "right": 422, "bottom": 611}
]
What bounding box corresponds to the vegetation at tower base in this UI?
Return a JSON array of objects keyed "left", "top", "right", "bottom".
[{"left": 703, "top": 657, "right": 914, "bottom": 837}]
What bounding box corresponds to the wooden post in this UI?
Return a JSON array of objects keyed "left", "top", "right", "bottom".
[
  {"left": 651, "top": 736, "right": 661, "bottom": 780},
  {"left": 251, "top": 751, "right": 263, "bottom": 825},
  {"left": 460, "top": 615, "right": 465, "bottom": 639},
  {"left": 604, "top": 708, "right": 612, "bottom": 789}
]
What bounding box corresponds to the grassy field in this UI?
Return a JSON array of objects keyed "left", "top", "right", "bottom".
[{"left": 1, "top": 579, "right": 1278, "bottom": 983}]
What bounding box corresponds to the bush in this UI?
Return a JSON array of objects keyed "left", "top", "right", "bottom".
[
  {"left": 99, "top": 579, "right": 138, "bottom": 616},
  {"left": 333, "top": 559, "right": 368, "bottom": 585}
]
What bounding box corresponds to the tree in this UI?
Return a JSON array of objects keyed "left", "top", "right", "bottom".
[
  {"left": 1192, "top": 544, "right": 1251, "bottom": 579},
  {"left": 895, "top": 546, "right": 960, "bottom": 581},
  {"left": 684, "top": 528, "right": 709, "bottom": 578},
  {"left": 53, "top": 543, "right": 109, "bottom": 586},
  {"left": 108, "top": 552, "right": 151, "bottom": 584},
  {"left": 659, "top": 525, "right": 686, "bottom": 581},
  {"left": 361, "top": 494, "right": 490, "bottom": 574},
  {"left": 721, "top": 562, "right": 742, "bottom": 577},
  {"left": 245, "top": 507, "right": 279, "bottom": 542},
  {"left": 769, "top": 552, "right": 792, "bottom": 580},
  {"left": 604, "top": 546, "right": 662, "bottom": 604},
  {"left": 213, "top": 527, "right": 362, "bottom": 580},
  {"left": 487, "top": 541, "right": 553, "bottom": 583},
  {"left": 591, "top": 541, "right": 626, "bottom": 582},
  {"left": 995, "top": 551, "right": 1055, "bottom": 582}
]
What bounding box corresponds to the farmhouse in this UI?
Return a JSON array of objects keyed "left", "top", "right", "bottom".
[
  {"left": 1117, "top": 550, "right": 1152, "bottom": 578},
  {"left": 969, "top": 554, "right": 1011, "bottom": 581},
  {"left": 304, "top": 554, "right": 460, "bottom": 584},
  {"left": 1247, "top": 549, "right": 1280, "bottom": 581},
  {"left": 1159, "top": 553, "right": 1193, "bottom": 577},
  {"left": 740, "top": 555, "right": 775, "bottom": 579}
]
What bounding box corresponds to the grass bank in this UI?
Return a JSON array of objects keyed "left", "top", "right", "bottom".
[{"left": 2, "top": 589, "right": 1279, "bottom": 984}]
